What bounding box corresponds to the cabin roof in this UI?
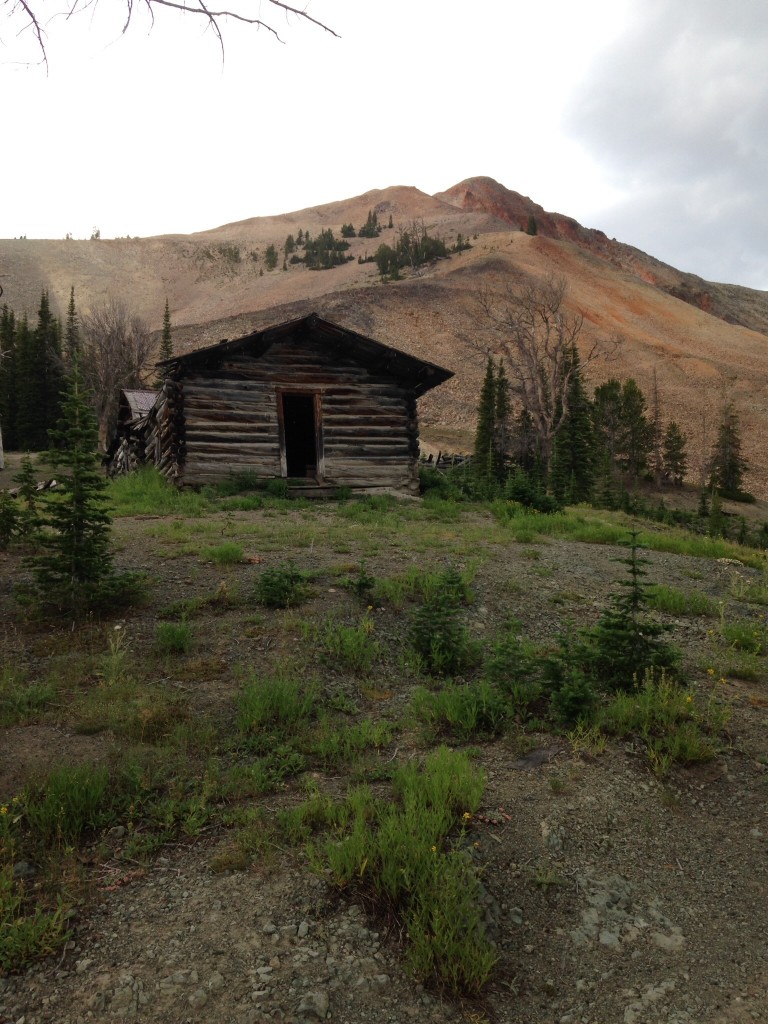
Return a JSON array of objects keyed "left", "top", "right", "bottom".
[
  {"left": 158, "top": 312, "right": 454, "bottom": 398},
  {"left": 119, "top": 389, "right": 159, "bottom": 422}
]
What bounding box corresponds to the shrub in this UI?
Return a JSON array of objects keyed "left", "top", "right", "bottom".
[
  {"left": 484, "top": 624, "right": 542, "bottom": 693},
  {"left": 254, "top": 561, "right": 309, "bottom": 608}
]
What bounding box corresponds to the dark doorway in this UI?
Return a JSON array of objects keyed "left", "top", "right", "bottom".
[{"left": 281, "top": 393, "right": 318, "bottom": 477}]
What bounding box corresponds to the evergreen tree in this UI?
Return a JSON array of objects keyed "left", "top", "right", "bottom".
[
  {"left": 15, "top": 313, "right": 41, "bottom": 450},
  {"left": 650, "top": 370, "right": 664, "bottom": 486},
  {"left": 708, "top": 491, "right": 727, "bottom": 537},
  {"left": 550, "top": 346, "right": 594, "bottom": 503},
  {"left": 264, "top": 244, "right": 279, "bottom": 270},
  {"left": 620, "top": 378, "right": 653, "bottom": 480},
  {"left": 16, "top": 291, "right": 65, "bottom": 450},
  {"left": 155, "top": 298, "right": 173, "bottom": 386},
  {"left": 710, "top": 403, "right": 748, "bottom": 498},
  {"left": 514, "top": 407, "right": 538, "bottom": 474},
  {"left": 26, "top": 359, "right": 119, "bottom": 613},
  {"left": 525, "top": 214, "right": 538, "bottom": 236},
  {"left": 64, "top": 286, "right": 80, "bottom": 362},
  {"left": 473, "top": 357, "right": 496, "bottom": 487},
  {"left": 585, "top": 532, "right": 679, "bottom": 691},
  {"left": 0, "top": 304, "right": 18, "bottom": 451},
  {"left": 662, "top": 421, "right": 688, "bottom": 485},
  {"left": 493, "top": 360, "right": 511, "bottom": 481},
  {"left": 358, "top": 210, "right": 380, "bottom": 238}
]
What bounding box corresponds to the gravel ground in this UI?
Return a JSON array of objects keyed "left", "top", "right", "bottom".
[{"left": 1, "top": 502, "right": 767, "bottom": 1024}]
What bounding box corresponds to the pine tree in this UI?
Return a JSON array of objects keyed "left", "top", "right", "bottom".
[
  {"left": 16, "top": 291, "right": 65, "bottom": 450},
  {"left": 650, "top": 370, "right": 664, "bottom": 486},
  {"left": 64, "top": 286, "right": 80, "bottom": 362},
  {"left": 585, "top": 532, "right": 679, "bottom": 691},
  {"left": 662, "top": 421, "right": 688, "bottom": 485},
  {"left": 493, "top": 360, "right": 511, "bottom": 481},
  {"left": 359, "top": 210, "right": 380, "bottom": 238},
  {"left": 264, "top": 244, "right": 278, "bottom": 270},
  {"left": 550, "top": 346, "right": 594, "bottom": 503},
  {"left": 514, "top": 407, "right": 538, "bottom": 474},
  {"left": 155, "top": 299, "right": 173, "bottom": 386},
  {"left": 710, "top": 403, "right": 748, "bottom": 498},
  {"left": 0, "top": 304, "right": 18, "bottom": 451},
  {"left": 620, "top": 379, "right": 653, "bottom": 480},
  {"left": 26, "top": 359, "right": 118, "bottom": 613},
  {"left": 473, "top": 357, "right": 496, "bottom": 488},
  {"left": 14, "top": 453, "right": 43, "bottom": 540}
]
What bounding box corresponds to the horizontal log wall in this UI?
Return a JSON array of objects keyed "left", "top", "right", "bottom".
[{"left": 170, "top": 338, "right": 420, "bottom": 491}]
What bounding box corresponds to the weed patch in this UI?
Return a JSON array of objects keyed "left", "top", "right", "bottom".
[{"left": 313, "top": 747, "right": 494, "bottom": 993}]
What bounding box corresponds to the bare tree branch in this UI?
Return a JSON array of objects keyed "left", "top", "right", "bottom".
[
  {"left": 80, "top": 296, "right": 154, "bottom": 447},
  {"left": 4, "top": 0, "right": 339, "bottom": 68},
  {"left": 477, "top": 274, "right": 616, "bottom": 471}
]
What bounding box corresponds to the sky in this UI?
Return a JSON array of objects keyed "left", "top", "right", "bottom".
[{"left": 1, "top": 0, "right": 766, "bottom": 289}]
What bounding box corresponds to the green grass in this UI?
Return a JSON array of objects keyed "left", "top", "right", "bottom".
[
  {"left": 410, "top": 681, "right": 507, "bottom": 741},
  {"left": 729, "top": 572, "right": 768, "bottom": 606},
  {"left": 0, "top": 669, "right": 57, "bottom": 727},
  {"left": 597, "top": 672, "right": 729, "bottom": 776},
  {"left": 313, "top": 747, "right": 494, "bottom": 993},
  {"left": 0, "top": 865, "right": 70, "bottom": 971},
  {"left": 108, "top": 467, "right": 212, "bottom": 517},
  {"left": 720, "top": 616, "right": 768, "bottom": 654},
  {"left": 647, "top": 584, "right": 716, "bottom": 616},
  {"left": 310, "top": 616, "right": 382, "bottom": 675},
  {"left": 237, "top": 674, "right": 319, "bottom": 747},
  {"left": 203, "top": 542, "right": 244, "bottom": 565},
  {"left": 154, "top": 620, "right": 194, "bottom": 655}
]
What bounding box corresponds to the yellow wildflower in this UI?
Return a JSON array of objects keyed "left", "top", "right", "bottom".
[{"left": 0, "top": 806, "right": 7, "bottom": 815}]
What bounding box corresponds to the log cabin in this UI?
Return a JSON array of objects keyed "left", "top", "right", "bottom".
[{"left": 145, "top": 313, "right": 453, "bottom": 494}]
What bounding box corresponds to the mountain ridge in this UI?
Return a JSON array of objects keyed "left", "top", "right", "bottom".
[{"left": 2, "top": 177, "right": 768, "bottom": 492}]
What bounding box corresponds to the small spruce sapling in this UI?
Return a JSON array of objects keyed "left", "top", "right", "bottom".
[{"left": 584, "top": 531, "right": 679, "bottom": 691}]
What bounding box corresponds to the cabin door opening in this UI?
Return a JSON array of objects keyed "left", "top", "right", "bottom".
[{"left": 281, "top": 393, "right": 319, "bottom": 477}]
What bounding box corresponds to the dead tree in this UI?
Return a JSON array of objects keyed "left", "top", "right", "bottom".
[
  {"left": 81, "top": 297, "right": 154, "bottom": 448},
  {"left": 477, "top": 275, "right": 612, "bottom": 474}
]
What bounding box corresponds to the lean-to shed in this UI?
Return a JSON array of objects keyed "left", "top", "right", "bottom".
[
  {"left": 146, "top": 313, "right": 453, "bottom": 493},
  {"left": 106, "top": 389, "right": 159, "bottom": 477}
]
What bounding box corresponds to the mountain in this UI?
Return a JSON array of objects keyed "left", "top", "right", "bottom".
[{"left": 2, "top": 177, "right": 768, "bottom": 494}]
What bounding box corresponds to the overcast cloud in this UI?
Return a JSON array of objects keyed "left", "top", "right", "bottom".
[{"left": 566, "top": 0, "right": 768, "bottom": 288}]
